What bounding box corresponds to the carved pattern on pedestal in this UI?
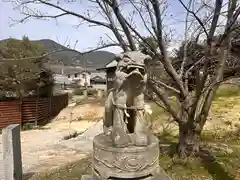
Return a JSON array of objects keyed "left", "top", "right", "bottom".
[{"left": 93, "top": 147, "right": 158, "bottom": 173}]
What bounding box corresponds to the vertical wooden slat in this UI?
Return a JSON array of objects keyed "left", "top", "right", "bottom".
[
  {"left": 0, "top": 101, "right": 21, "bottom": 129},
  {"left": 0, "top": 94, "right": 68, "bottom": 129},
  {"left": 19, "top": 100, "right": 22, "bottom": 128},
  {"left": 35, "top": 97, "right": 38, "bottom": 126}
]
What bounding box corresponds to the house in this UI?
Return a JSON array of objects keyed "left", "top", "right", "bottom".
[
  {"left": 97, "top": 60, "right": 117, "bottom": 91},
  {"left": 67, "top": 71, "right": 91, "bottom": 87},
  {"left": 96, "top": 55, "right": 163, "bottom": 92},
  {"left": 90, "top": 72, "right": 107, "bottom": 90},
  {"left": 50, "top": 64, "right": 107, "bottom": 91},
  {"left": 50, "top": 65, "right": 91, "bottom": 88}
]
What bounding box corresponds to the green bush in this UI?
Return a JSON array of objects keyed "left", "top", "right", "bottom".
[
  {"left": 68, "top": 93, "right": 73, "bottom": 100},
  {"left": 73, "top": 88, "right": 98, "bottom": 97},
  {"left": 87, "top": 88, "right": 97, "bottom": 96},
  {"left": 22, "top": 123, "right": 34, "bottom": 131},
  {"left": 73, "top": 88, "right": 84, "bottom": 95}
]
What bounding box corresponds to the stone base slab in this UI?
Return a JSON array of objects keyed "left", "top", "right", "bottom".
[
  {"left": 93, "top": 133, "right": 159, "bottom": 179},
  {"left": 81, "top": 172, "right": 171, "bottom": 180},
  {"left": 82, "top": 133, "right": 172, "bottom": 180}
]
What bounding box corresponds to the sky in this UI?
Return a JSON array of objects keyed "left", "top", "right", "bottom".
[{"left": 0, "top": 0, "right": 188, "bottom": 54}]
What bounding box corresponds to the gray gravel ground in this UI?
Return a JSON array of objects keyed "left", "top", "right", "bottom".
[{"left": 0, "top": 121, "right": 103, "bottom": 180}]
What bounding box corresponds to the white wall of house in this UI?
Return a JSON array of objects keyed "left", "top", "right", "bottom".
[
  {"left": 78, "top": 72, "right": 91, "bottom": 87},
  {"left": 92, "top": 84, "right": 106, "bottom": 90},
  {"left": 67, "top": 73, "right": 80, "bottom": 82},
  {"left": 54, "top": 72, "right": 91, "bottom": 86},
  {"left": 53, "top": 74, "right": 70, "bottom": 84}
]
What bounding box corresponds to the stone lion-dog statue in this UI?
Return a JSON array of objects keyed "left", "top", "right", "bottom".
[{"left": 103, "top": 51, "right": 151, "bottom": 147}]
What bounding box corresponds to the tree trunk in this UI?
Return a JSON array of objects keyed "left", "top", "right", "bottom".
[{"left": 178, "top": 123, "right": 202, "bottom": 157}]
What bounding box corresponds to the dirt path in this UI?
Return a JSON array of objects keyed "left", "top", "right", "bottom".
[
  {"left": 22, "top": 121, "right": 103, "bottom": 174},
  {"left": 0, "top": 102, "right": 104, "bottom": 179}
]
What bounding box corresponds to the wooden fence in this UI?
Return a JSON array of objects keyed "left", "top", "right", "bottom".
[{"left": 0, "top": 93, "right": 68, "bottom": 129}]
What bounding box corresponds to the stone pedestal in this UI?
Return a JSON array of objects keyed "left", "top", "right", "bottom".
[
  {"left": 82, "top": 133, "right": 172, "bottom": 180},
  {"left": 2, "top": 124, "right": 22, "bottom": 180}
]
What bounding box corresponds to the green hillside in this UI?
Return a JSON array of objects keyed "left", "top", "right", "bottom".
[{"left": 0, "top": 38, "right": 115, "bottom": 69}]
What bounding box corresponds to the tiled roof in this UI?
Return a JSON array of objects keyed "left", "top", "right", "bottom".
[
  {"left": 105, "top": 60, "right": 117, "bottom": 68},
  {"left": 91, "top": 72, "right": 106, "bottom": 79}
]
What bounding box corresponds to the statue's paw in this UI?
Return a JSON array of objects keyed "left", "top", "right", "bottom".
[
  {"left": 135, "top": 134, "right": 148, "bottom": 146},
  {"left": 103, "top": 126, "right": 113, "bottom": 136}
]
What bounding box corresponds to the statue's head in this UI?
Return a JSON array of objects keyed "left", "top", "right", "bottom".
[
  {"left": 116, "top": 51, "right": 151, "bottom": 76},
  {"left": 115, "top": 51, "right": 151, "bottom": 84}
]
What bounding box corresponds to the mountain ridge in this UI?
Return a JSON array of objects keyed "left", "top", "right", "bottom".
[{"left": 0, "top": 38, "right": 116, "bottom": 70}]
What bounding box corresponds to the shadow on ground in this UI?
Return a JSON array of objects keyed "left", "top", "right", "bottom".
[
  {"left": 156, "top": 129, "right": 240, "bottom": 180},
  {"left": 199, "top": 150, "right": 235, "bottom": 180},
  {"left": 23, "top": 128, "right": 240, "bottom": 180}
]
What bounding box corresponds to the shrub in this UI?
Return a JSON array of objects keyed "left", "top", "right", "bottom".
[
  {"left": 68, "top": 93, "right": 73, "bottom": 100},
  {"left": 73, "top": 88, "right": 99, "bottom": 97},
  {"left": 22, "top": 123, "right": 35, "bottom": 131},
  {"left": 87, "top": 88, "right": 97, "bottom": 97},
  {"left": 73, "top": 88, "right": 84, "bottom": 96}
]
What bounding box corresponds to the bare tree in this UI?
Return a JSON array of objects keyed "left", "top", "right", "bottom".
[{"left": 5, "top": 0, "right": 240, "bottom": 157}]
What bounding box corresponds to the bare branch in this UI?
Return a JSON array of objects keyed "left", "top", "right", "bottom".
[
  {"left": 219, "top": 6, "right": 240, "bottom": 44},
  {"left": 179, "top": 0, "right": 193, "bottom": 78},
  {"left": 129, "top": 0, "right": 156, "bottom": 40},
  {"left": 150, "top": 78, "right": 180, "bottom": 94},
  {"left": 121, "top": 16, "right": 156, "bottom": 54},
  {"left": 207, "top": 0, "right": 223, "bottom": 44},
  {"left": 148, "top": 80, "right": 183, "bottom": 123},
  {"left": 14, "top": 0, "right": 112, "bottom": 29},
  {"left": 184, "top": 56, "right": 205, "bottom": 91},
  {"left": 99, "top": 1, "right": 129, "bottom": 51},
  {"left": 196, "top": 0, "right": 239, "bottom": 127},
  {"left": 144, "top": 92, "right": 168, "bottom": 112},
  {"left": 151, "top": 0, "right": 187, "bottom": 98},
  {"left": 104, "top": 0, "right": 137, "bottom": 51},
  {"left": 178, "top": 0, "right": 209, "bottom": 38},
  {"left": 144, "top": 0, "right": 158, "bottom": 36}
]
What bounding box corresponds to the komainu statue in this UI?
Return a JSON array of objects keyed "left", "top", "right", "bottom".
[
  {"left": 103, "top": 51, "right": 151, "bottom": 147},
  {"left": 81, "top": 51, "right": 172, "bottom": 180}
]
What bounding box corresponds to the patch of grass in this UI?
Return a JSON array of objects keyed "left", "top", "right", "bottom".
[
  {"left": 28, "top": 92, "right": 240, "bottom": 180},
  {"left": 160, "top": 155, "right": 212, "bottom": 180},
  {"left": 73, "top": 88, "right": 98, "bottom": 97},
  {"left": 214, "top": 84, "right": 240, "bottom": 101},
  {"left": 148, "top": 102, "right": 169, "bottom": 122},
  {"left": 22, "top": 123, "right": 50, "bottom": 131},
  {"left": 157, "top": 140, "right": 240, "bottom": 180},
  {"left": 27, "top": 130, "right": 240, "bottom": 180},
  {"left": 213, "top": 146, "right": 240, "bottom": 178},
  {"left": 22, "top": 123, "right": 35, "bottom": 131},
  {"left": 212, "top": 96, "right": 239, "bottom": 112},
  {"left": 158, "top": 127, "right": 240, "bottom": 180},
  {"left": 201, "top": 126, "right": 240, "bottom": 144},
  {"left": 157, "top": 130, "right": 178, "bottom": 144},
  {"left": 73, "top": 88, "right": 84, "bottom": 96},
  {"left": 24, "top": 157, "right": 92, "bottom": 180}
]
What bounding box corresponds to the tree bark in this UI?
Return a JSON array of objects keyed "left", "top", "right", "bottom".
[{"left": 178, "top": 122, "right": 202, "bottom": 157}]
